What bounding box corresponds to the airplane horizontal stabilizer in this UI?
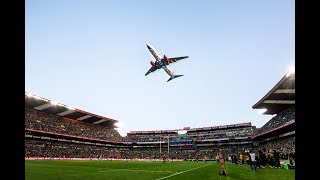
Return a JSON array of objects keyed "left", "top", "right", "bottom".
[{"left": 167, "top": 75, "right": 184, "bottom": 82}]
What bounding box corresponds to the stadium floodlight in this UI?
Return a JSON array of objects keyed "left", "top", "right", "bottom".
[
  {"left": 50, "top": 101, "right": 58, "bottom": 106},
  {"left": 32, "top": 95, "right": 42, "bottom": 100},
  {"left": 257, "top": 108, "right": 267, "bottom": 114},
  {"left": 25, "top": 92, "right": 32, "bottom": 97},
  {"left": 286, "top": 64, "right": 295, "bottom": 77},
  {"left": 115, "top": 121, "right": 124, "bottom": 128}
]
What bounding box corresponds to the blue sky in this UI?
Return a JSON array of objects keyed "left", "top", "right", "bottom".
[{"left": 25, "top": 0, "right": 295, "bottom": 136}]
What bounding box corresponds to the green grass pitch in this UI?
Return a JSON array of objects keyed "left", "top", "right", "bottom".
[{"left": 25, "top": 160, "right": 295, "bottom": 180}]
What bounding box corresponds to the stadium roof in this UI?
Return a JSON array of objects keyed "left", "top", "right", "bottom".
[
  {"left": 252, "top": 72, "right": 295, "bottom": 115},
  {"left": 25, "top": 92, "right": 119, "bottom": 127}
]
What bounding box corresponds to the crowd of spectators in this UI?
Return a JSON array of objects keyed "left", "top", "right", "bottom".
[
  {"left": 188, "top": 128, "right": 253, "bottom": 140},
  {"left": 25, "top": 108, "right": 123, "bottom": 142},
  {"left": 256, "top": 107, "right": 295, "bottom": 135},
  {"left": 121, "top": 148, "right": 166, "bottom": 159},
  {"left": 226, "top": 136, "right": 295, "bottom": 169},
  {"left": 121, "top": 148, "right": 201, "bottom": 160},
  {"left": 118, "top": 144, "right": 253, "bottom": 161},
  {"left": 25, "top": 138, "right": 121, "bottom": 158},
  {"left": 25, "top": 136, "right": 294, "bottom": 166},
  {"left": 258, "top": 136, "right": 295, "bottom": 160},
  {"left": 124, "top": 135, "right": 165, "bottom": 142},
  {"left": 124, "top": 127, "right": 253, "bottom": 143},
  {"left": 25, "top": 107, "right": 294, "bottom": 167}
]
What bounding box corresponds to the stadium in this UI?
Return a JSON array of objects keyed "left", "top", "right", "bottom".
[{"left": 25, "top": 71, "right": 295, "bottom": 180}]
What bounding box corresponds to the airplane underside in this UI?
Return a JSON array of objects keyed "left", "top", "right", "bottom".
[
  {"left": 162, "top": 66, "right": 174, "bottom": 77},
  {"left": 145, "top": 43, "right": 188, "bottom": 82}
]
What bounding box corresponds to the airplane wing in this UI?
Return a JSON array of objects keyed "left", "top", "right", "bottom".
[
  {"left": 167, "top": 56, "right": 189, "bottom": 65},
  {"left": 147, "top": 44, "right": 161, "bottom": 61},
  {"left": 145, "top": 66, "right": 158, "bottom": 76}
]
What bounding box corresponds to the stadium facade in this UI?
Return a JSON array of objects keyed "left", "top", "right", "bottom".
[{"left": 25, "top": 72, "right": 294, "bottom": 163}]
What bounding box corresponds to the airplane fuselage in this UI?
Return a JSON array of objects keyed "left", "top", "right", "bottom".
[{"left": 147, "top": 43, "right": 174, "bottom": 77}]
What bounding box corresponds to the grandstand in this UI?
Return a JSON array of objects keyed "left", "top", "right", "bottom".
[
  {"left": 119, "top": 122, "right": 256, "bottom": 160},
  {"left": 25, "top": 92, "right": 256, "bottom": 160},
  {"left": 25, "top": 92, "right": 128, "bottom": 159},
  {"left": 25, "top": 76, "right": 295, "bottom": 161},
  {"left": 252, "top": 72, "right": 295, "bottom": 168},
  {"left": 25, "top": 91, "right": 256, "bottom": 160},
  {"left": 188, "top": 122, "right": 254, "bottom": 147},
  {"left": 25, "top": 92, "right": 118, "bottom": 127}
]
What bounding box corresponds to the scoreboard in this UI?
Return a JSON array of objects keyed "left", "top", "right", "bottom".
[{"left": 169, "top": 138, "right": 197, "bottom": 150}]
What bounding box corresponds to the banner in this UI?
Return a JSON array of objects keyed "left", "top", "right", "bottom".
[{"left": 178, "top": 134, "right": 187, "bottom": 137}]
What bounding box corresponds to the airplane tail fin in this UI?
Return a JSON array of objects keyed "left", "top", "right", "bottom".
[{"left": 167, "top": 75, "right": 184, "bottom": 82}]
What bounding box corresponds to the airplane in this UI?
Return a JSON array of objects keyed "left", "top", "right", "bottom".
[{"left": 145, "top": 43, "right": 189, "bottom": 82}]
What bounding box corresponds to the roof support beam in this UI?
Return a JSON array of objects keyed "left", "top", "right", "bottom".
[
  {"left": 274, "top": 89, "right": 295, "bottom": 93},
  {"left": 262, "top": 100, "right": 295, "bottom": 104},
  {"left": 34, "top": 103, "right": 53, "bottom": 110},
  {"left": 57, "top": 109, "right": 75, "bottom": 116},
  {"left": 77, "top": 115, "right": 92, "bottom": 121},
  {"left": 93, "top": 119, "right": 108, "bottom": 124}
]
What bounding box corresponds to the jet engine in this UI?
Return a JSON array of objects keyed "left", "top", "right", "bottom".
[
  {"left": 163, "top": 55, "right": 169, "bottom": 63},
  {"left": 150, "top": 61, "right": 156, "bottom": 67}
]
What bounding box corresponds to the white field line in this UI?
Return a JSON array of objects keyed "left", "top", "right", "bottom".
[
  {"left": 98, "top": 168, "right": 171, "bottom": 173},
  {"left": 155, "top": 163, "right": 212, "bottom": 180}
]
